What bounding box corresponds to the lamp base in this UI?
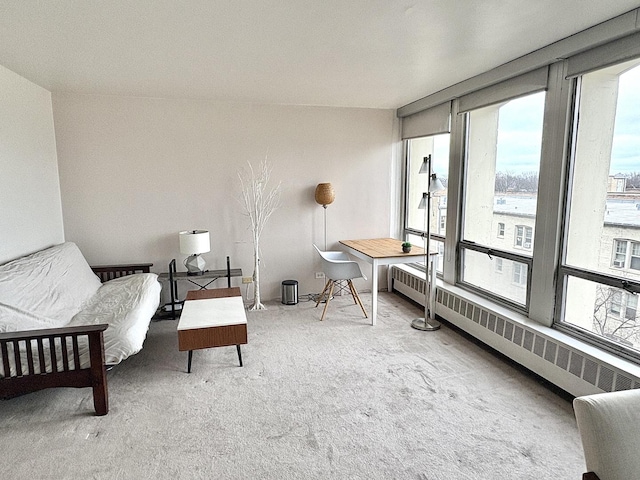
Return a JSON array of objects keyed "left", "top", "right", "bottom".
[
  {"left": 411, "top": 317, "right": 441, "bottom": 331},
  {"left": 185, "top": 254, "right": 206, "bottom": 276}
]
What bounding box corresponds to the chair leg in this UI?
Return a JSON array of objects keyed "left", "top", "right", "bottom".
[
  {"left": 315, "top": 279, "right": 331, "bottom": 308},
  {"left": 348, "top": 280, "right": 368, "bottom": 318},
  {"left": 320, "top": 280, "right": 335, "bottom": 321}
]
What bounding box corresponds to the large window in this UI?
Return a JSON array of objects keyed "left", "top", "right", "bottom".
[
  {"left": 460, "top": 91, "right": 545, "bottom": 309},
  {"left": 405, "top": 134, "right": 450, "bottom": 274},
  {"left": 398, "top": 29, "right": 640, "bottom": 369},
  {"left": 558, "top": 60, "right": 640, "bottom": 358}
]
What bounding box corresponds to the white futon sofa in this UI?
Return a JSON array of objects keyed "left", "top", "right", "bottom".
[{"left": 0, "top": 242, "right": 161, "bottom": 415}]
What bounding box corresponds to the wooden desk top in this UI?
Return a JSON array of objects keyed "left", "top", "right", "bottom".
[{"left": 339, "top": 237, "right": 436, "bottom": 259}]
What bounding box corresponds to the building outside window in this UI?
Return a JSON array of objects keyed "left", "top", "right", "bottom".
[
  {"left": 515, "top": 225, "right": 533, "bottom": 249},
  {"left": 512, "top": 263, "right": 527, "bottom": 285},
  {"left": 460, "top": 91, "right": 545, "bottom": 309},
  {"left": 612, "top": 239, "right": 640, "bottom": 270},
  {"left": 439, "top": 214, "right": 447, "bottom": 233},
  {"left": 558, "top": 60, "right": 640, "bottom": 357}
]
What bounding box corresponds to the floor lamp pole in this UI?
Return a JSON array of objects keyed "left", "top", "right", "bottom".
[
  {"left": 411, "top": 157, "right": 441, "bottom": 332},
  {"left": 323, "top": 205, "right": 328, "bottom": 250}
]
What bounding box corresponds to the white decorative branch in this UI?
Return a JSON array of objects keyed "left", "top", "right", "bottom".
[{"left": 238, "top": 158, "right": 281, "bottom": 310}]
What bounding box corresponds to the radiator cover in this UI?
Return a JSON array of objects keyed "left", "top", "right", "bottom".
[{"left": 391, "top": 265, "right": 640, "bottom": 397}]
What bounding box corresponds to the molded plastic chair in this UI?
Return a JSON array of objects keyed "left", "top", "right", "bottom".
[
  {"left": 313, "top": 244, "right": 368, "bottom": 321},
  {"left": 573, "top": 389, "right": 640, "bottom": 480}
]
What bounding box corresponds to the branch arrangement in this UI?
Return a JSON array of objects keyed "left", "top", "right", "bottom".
[{"left": 238, "top": 158, "right": 281, "bottom": 310}]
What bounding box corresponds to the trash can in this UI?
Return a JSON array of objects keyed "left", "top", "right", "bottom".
[{"left": 281, "top": 280, "right": 298, "bottom": 305}]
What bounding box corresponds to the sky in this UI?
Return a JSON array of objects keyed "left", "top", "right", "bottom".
[
  {"left": 495, "top": 65, "right": 640, "bottom": 175},
  {"left": 496, "top": 92, "right": 545, "bottom": 175},
  {"left": 423, "top": 64, "right": 640, "bottom": 179},
  {"left": 611, "top": 65, "right": 640, "bottom": 174}
]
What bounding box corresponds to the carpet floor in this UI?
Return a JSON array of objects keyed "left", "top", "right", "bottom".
[{"left": 1, "top": 292, "right": 585, "bottom": 479}]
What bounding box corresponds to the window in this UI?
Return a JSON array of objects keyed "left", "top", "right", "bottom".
[
  {"left": 515, "top": 225, "right": 533, "bottom": 249},
  {"left": 606, "top": 290, "right": 637, "bottom": 322},
  {"left": 495, "top": 257, "right": 503, "bottom": 273},
  {"left": 558, "top": 60, "right": 640, "bottom": 358},
  {"left": 612, "top": 239, "right": 640, "bottom": 270},
  {"left": 460, "top": 91, "right": 545, "bottom": 309},
  {"left": 439, "top": 214, "right": 447, "bottom": 233},
  {"left": 512, "top": 263, "right": 527, "bottom": 285},
  {"left": 405, "top": 133, "right": 450, "bottom": 275}
]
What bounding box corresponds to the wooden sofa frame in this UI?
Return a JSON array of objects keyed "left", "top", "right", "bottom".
[{"left": 0, "top": 263, "right": 152, "bottom": 416}]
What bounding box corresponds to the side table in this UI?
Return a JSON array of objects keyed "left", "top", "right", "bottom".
[{"left": 159, "top": 256, "right": 243, "bottom": 319}]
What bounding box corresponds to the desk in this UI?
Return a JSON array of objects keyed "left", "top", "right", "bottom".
[
  {"left": 159, "top": 257, "right": 243, "bottom": 319},
  {"left": 339, "top": 238, "right": 437, "bottom": 326}
]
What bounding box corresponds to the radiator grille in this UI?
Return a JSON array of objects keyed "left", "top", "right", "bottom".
[{"left": 392, "top": 266, "right": 640, "bottom": 394}]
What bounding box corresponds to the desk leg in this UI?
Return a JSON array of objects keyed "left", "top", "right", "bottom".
[
  {"left": 187, "top": 350, "right": 193, "bottom": 373},
  {"left": 371, "top": 260, "right": 378, "bottom": 326},
  {"left": 236, "top": 345, "right": 243, "bottom": 367}
]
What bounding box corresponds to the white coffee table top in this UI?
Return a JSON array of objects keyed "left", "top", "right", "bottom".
[{"left": 177, "top": 296, "right": 247, "bottom": 331}]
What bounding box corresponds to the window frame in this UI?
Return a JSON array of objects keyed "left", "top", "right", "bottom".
[
  {"left": 457, "top": 89, "right": 545, "bottom": 314},
  {"left": 554, "top": 67, "right": 640, "bottom": 363}
]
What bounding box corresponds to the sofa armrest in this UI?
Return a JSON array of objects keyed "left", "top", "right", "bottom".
[
  {"left": 0, "top": 324, "right": 109, "bottom": 415},
  {"left": 0, "top": 323, "right": 109, "bottom": 343},
  {"left": 574, "top": 389, "right": 640, "bottom": 480},
  {"left": 91, "top": 263, "right": 153, "bottom": 283}
]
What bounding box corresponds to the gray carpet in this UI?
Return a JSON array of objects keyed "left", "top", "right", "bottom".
[{"left": 1, "top": 292, "right": 585, "bottom": 479}]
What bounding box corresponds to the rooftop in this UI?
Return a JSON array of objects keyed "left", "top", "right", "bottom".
[{"left": 493, "top": 194, "right": 640, "bottom": 227}]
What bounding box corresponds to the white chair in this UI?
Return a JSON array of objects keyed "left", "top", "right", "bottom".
[
  {"left": 313, "top": 244, "right": 368, "bottom": 321},
  {"left": 573, "top": 389, "right": 640, "bottom": 480}
]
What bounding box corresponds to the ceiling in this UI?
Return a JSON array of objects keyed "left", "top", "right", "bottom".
[{"left": 1, "top": 1, "right": 639, "bottom": 109}]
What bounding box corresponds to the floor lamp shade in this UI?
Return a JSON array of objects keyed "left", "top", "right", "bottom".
[
  {"left": 179, "top": 230, "right": 210, "bottom": 275},
  {"left": 315, "top": 183, "right": 335, "bottom": 250},
  {"left": 315, "top": 183, "right": 335, "bottom": 206}
]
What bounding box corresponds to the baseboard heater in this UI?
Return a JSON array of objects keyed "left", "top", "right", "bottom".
[{"left": 391, "top": 265, "right": 640, "bottom": 397}]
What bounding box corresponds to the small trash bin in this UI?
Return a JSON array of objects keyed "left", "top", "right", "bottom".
[{"left": 281, "top": 280, "right": 298, "bottom": 305}]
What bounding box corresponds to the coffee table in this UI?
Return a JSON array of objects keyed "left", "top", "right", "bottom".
[{"left": 177, "top": 287, "right": 247, "bottom": 373}]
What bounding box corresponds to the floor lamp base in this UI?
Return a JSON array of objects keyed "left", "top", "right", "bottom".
[{"left": 411, "top": 317, "right": 441, "bottom": 331}]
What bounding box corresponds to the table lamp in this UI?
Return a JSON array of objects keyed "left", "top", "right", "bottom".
[{"left": 179, "top": 230, "right": 210, "bottom": 275}]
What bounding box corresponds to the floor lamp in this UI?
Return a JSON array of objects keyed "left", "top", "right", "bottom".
[
  {"left": 315, "top": 183, "right": 335, "bottom": 250},
  {"left": 411, "top": 155, "right": 445, "bottom": 331}
]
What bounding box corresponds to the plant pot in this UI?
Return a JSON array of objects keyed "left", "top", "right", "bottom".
[{"left": 402, "top": 246, "right": 411, "bottom": 253}]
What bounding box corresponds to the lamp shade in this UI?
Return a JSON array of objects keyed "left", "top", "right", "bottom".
[
  {"left": 419, "top": 155, "right": 431, "bottom": 174},
  {"left": 315, "top": 183, "right": 335, "bottom": 206},
  {"left": 179, "top": 230, "right": 210, "bottom": 255},
  {"left": 418, "top": 192, "right": 428, "bottom": 209},
  {"left": 429, "top": 174, "right": 446, "bottom": 193}
]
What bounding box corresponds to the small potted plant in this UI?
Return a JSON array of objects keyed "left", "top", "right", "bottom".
[{"left": 402, "top": 241, "right": 412, "bottom": 253}]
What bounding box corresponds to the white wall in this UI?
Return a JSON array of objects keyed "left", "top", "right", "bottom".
[
  {"left": 0, "top": 65, "right": 64, "bottom": 264},
  {"left": 52, "top": 93, "right": 396, "bottom": 302}
]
